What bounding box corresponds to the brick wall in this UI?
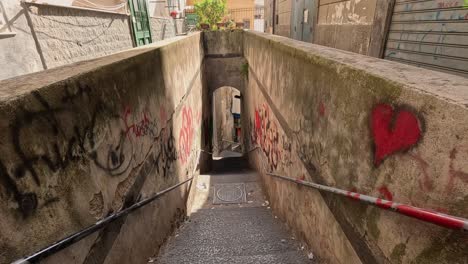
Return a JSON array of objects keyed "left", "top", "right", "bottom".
[{"left": 27, "top": 4, "right": 133, "bottom": 69}]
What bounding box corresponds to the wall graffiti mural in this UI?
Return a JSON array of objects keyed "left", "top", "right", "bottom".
[{"left": 371, "top": 103, "right": 423, "bottom": 166}]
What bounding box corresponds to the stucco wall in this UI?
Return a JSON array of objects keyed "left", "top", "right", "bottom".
[
  {"left": 150, "top": 16, "right": 176, "bottom": 42},
  {"left": 0, "top": 1, "right": 44, "bottom": 81},
  {"left": 0, "top": 33, "right": 209, "bottom": 263},
  {"left": 243, "top": 31, "right": 468, "bottom": 263},
  {"left": 26, "top": 3, "right": 133, "bottom": 69}
]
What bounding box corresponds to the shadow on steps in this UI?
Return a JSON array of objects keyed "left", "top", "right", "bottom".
[{"left": 211, "top": 156, "right": 251, "bottom": 174}]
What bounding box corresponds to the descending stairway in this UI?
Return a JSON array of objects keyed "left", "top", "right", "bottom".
[{"left": 154, "top": 155, "right": 311, "bottom": 264}]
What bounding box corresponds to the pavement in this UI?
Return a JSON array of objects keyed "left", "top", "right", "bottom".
[{"left": 153, "top": 156, "right": 313, "bottom": 264}]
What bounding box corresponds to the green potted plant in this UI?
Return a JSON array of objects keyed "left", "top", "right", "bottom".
[{"left": 194, "top": 0, "right": 226, "bottom": 30}]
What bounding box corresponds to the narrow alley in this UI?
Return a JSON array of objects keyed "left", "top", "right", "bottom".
[{"left": 0, "top": 1, "right": 467, "bottom": 263}]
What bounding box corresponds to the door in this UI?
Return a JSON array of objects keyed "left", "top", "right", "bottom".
[
  {"left": 291, "top": 0, "right": 304, "bottom": 40},
  {"left": 301, "top": 0, "right": 315, "bottom": 42},
  {"left": 291, "top": 0, "right": 316, "bottom": 42},
  {"left": 129, "top": 0, "right": 152, "bottom": 46}
]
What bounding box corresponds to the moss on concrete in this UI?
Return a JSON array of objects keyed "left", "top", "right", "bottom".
[
  {"left": 366, "top": 207, "right": 381, "bottom": 240},
  {"left": 412, "top": 232, "right": 468, "bottom": 264},
  {"left": 390, "top": 243, "right": 407, "bottom": 264}
]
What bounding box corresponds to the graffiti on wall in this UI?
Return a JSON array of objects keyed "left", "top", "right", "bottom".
[
  {"left": 250, "top": 104, "right": 292, "bottom": 171},
  {"left": 0, "top": 84, "right": 134, "bottom": 216},
  {"left": 371, "top": 103, "right": 423, "bottom": 166},
  {"left": 179, "top": 107, "right": 194, "bottom": 164},
  {"left": 0, "top": 83, "right": 200, "bottom": 217},
  {"left": 123, "top": 106, "right": 157, "bottom": 139}
]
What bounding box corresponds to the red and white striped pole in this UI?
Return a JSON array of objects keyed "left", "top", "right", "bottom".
[{"left": 267, "top": 172, "right": 468, "bottom": 231}]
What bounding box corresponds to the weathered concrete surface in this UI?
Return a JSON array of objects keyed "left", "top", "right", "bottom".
[
  {"left": 315, "top": 0, "right": 377, "bottom": 55},
  {"left": 156, "top": 158, "right": 312, "bottom": 264},
  {"left": 203, "top": 30, "right": 244, "bottom": 56},
  {"left": 0, "top": 33, "right": 209, "bottom": 263},
  {"left": 0, "top": 2, "right": 134, "bottom": 81},
  {"left": 203, "top": 31, "right": 246, "bottom": 98},
  {"left": 242, "top": 31, "right": 468, "bottom": 263},
  {"left": 27, "top": 3, "right": 133, "bottom": 69},
  {"left": 0, "top": 1, "right": 44, "bottom": 80},
  {"left": 150, "top": 17, "right": 176, "bottom": 42},
  {"left": 205, "top": 57, "right": 246, "bottom": 95}
]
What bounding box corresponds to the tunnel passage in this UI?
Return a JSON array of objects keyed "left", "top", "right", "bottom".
[
  {"left": 1, "top": 31, "right": 468, "bottom": 264},
  {"left": 212, "top": 86, "right": 243, "bottom": 157}
]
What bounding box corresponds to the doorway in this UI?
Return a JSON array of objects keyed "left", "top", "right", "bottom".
[
  {"left": 212, "top": 86, "right": 242, "bottom": 159},
  {"left": 129, "top": 0, "right": 152, "bottom": 46}
]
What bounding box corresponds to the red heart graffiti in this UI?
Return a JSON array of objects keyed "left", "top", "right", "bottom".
[{"left": 372, "top": 104, "right": 422, "bottom": 166}]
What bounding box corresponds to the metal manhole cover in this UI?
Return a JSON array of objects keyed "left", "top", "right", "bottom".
[{"left": 213, "top": 183, "right": 247, "bottom": 204}]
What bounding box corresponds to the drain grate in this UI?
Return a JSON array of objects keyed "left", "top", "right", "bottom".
[{"left": 213, "top": 183, "right": 247, "bottom": 204}]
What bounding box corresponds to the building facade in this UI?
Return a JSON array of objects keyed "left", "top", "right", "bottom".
[
  {"left": 186, "top": 0, "right": 258, "bottom": 30},
  {"left": 266, "top": 0, "right": 468, "bottom": 77},
  {"left": 0, "top": 0, "right": 180, "bottom": 81}
]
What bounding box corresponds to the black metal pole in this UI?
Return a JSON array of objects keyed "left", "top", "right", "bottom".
[{"left": 12, "top": 177, "right": 194, "bottom": 264}]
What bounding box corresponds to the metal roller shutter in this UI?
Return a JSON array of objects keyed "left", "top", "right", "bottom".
[{"left": 384, "top": 0, "right": 468, "bottom": 77}]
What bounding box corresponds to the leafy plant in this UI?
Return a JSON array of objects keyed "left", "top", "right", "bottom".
[
  {"left": 241, "top": 63, "right": 249, "bottom": 79},
  {"left": 194, "top": 0, "right": 226, "bottom": 30}
]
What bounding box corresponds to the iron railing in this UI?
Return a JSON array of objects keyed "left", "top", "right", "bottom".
[
  {"left": 12, "top": 150, "right": 202, "bottom": 264},
  {"left": 248, "top": 147, "right": 468, "bottom": 231}
]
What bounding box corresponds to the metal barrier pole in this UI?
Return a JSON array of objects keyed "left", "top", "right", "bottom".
[
  {"left": 248, "top": 147, "right": 468, "bottom": 231},
  {"left": 12, "top": 150, "right": 202, "bottom": 264}
]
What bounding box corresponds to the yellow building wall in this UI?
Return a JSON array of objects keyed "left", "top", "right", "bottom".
[{"left": 187, "top": 0, "right": 255, "bottom": 29}]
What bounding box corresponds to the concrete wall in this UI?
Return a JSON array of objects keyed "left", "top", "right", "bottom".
[
  {"left": 0, "top": 2, "right": 134, "bottom": 81},
  {"left": 275, "top": 0, "right": 292, "bottom": 37},
  {"left": 264, "top": 0, "right": 274, "bottom": 33},
  {"left": 315, "top": 0, "right": 377, "bottom": 55},
  {"left": 27, "top": 3, "right": 133, "bottom": 69},
  {"left": 266, "top": 0, "right": 392, "bottom": 57},
  {"left": 203, "top": 31, "right": 245, "bottom": 96},
  {"left": 0, "top": 33, "right": 209, "bottom": 264},
  {"left": 0, "top": 1, "right": 45, "bottom": 81},
  {"left": 150, "top": 16, "right": 176, "bottom": 42},
  {"left": 242, "top": 31, "right": 468, "bottom": 263},
  {"left": 203, "top": 31, "right": 246, "bottom": 156}
]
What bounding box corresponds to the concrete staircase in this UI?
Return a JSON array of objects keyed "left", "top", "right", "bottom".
[{"left": 154, "top": 157, "right": 312, "bottom": 264}]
